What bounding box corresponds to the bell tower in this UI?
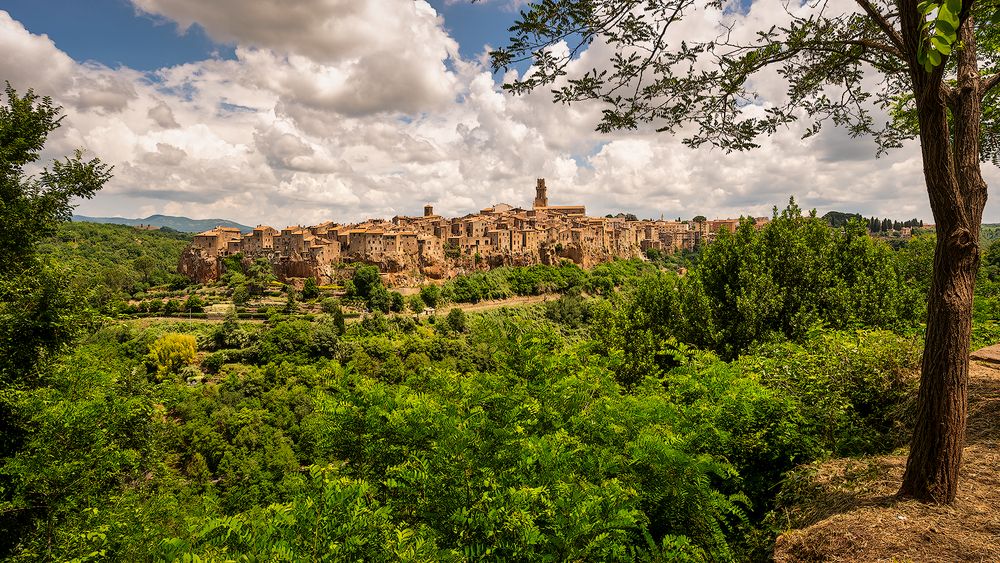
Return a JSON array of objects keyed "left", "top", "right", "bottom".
[{"left": 533, "top": 178, "right": 548, "bottom": 208}]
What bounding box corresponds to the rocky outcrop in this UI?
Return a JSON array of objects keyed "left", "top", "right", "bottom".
[
  {"left": 177, "top": 248, "right": 219, "bottom": 284},
  {"left": 272, "top": 253, "right": 333, "bottom": 284}
]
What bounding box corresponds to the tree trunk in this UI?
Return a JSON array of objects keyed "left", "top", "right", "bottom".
[
  {"left": 898, "top": 12, "right": 987, "bottom": 503},
  {"left": 898, "top": 227, "right": 976, "bottom": 502}
]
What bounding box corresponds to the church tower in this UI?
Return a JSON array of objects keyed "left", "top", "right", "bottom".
[{"left": 533, "top": 178, "right": 548, "bottom": 208}]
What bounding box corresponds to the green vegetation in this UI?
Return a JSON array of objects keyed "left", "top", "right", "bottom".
[
  {"left": 6, "top": 79, "right": 999, "bottom": 563},
  {"left": 147, "top": 332, "right": 197, "bottom": 379},
  {"left": 4, "top": 188, "right": 953, "bottom": 560},
  {"left": 439, "top": 259, "right": 659, "bottom": 304},
  {"left": 38, "top": 222, "right": 192, "bottom": 302}
]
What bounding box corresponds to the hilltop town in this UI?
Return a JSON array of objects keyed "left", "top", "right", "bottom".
[{"left": 179, "top": 179, "right": 761, "bottom": 283}]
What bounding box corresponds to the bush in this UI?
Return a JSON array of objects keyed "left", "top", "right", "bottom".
[
  {"left": 147, "top": 333, "right": 197, "bottom": 379},
  {"left": 301, "top": 277, "right": 320, "bottom": 300},
  {"left": 389, "top": 291, "right": 405, "bottom": 313},
  {"left": 446, "top": 308, "right": 467, "bottom": 333},
  {"left": 419, "top": 284, "right": 440, "bottom": 308},
  {"left": 407, "top": 294, "right": 425, "bottom": 313}
]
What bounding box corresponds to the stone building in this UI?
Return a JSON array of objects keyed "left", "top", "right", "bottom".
[{"left": 179, "top": 178, "right": 754, "bottom": 283}]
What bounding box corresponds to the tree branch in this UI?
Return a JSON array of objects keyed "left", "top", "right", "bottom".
[
  {"left": 853, "top": 0, "right": 906, "bottom": 53},
  {"left": 982, "top": 74, "right": 1000, "bottom": 98},
  {"left": 834, "top": 39, "right": 903, "bottom": 60}
]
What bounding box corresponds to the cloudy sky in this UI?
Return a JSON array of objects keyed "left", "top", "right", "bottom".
[{"left": 3, "top": 0, "right": 997, "bottom": 225}]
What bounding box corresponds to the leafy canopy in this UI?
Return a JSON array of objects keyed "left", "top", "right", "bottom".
[{"left": 490, "top": 0, "right": 1000, "bottom": 158}]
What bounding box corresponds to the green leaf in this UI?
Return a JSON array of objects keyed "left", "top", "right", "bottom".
[
  {"left": 945, "top": 0, "right": 961, "bottom": 15},
  {"left": 935, "top": 18, "right": 956, "bottom": 37},
  {"left": 930, "top": 37, "right": 952, "bottom": 55},
  {"left": 937, "top": 5, "right": 959, "bottom": 27}
]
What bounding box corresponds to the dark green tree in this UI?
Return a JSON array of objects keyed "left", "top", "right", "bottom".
[
  {"left": 321, "top": 298, "right": 347, "bottom": 334},
  {"left": 446, "top": 308, "right": 467, "bottom": 333},
  {"left": 0, "top": 84, "right": 112, "bottom": 556},
  {"left": 389, "top": 291, "right": 405, "bottom": 313},
  {"left": 419, "top": 284, "right": 441, "bottom": 308},
  {"left": 0, "top": 84, "right": 111, "bottom": 383},
  {"left": 284, "top": 286, "right": 298, "bottom": 314},
  {"left": 301, "top": 277, "right": 320, "bottom": 300},
  {"left": 491, "top": 0, "right": 1000, "bottom": 504},
  {"left": 352, "top": 265, "right": 382, "bottom": 301},
  {"left": 245, "top": 258, "right": 275, "bottom": 297}
]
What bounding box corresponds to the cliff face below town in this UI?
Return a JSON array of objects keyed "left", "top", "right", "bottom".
[{"left": 177, "top": 239, "right": 634, "bottom": 285}]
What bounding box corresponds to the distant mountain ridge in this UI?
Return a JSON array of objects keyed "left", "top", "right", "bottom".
[{"left": 72, "top": 214, "right": 252, "bottom": 233}]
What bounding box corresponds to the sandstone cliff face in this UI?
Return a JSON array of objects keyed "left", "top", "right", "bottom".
[
  {"left": 178, "top": 250, "right": 334, "bottom": 284},
  {"left": 177, "top": 248, "right": 219, "bottom": 284},
  {"left": 178, "top": 241, "right": 644, "bottom": 285},
  {"left": 272, "top": 254, "right": 333, "bottom": 284}
]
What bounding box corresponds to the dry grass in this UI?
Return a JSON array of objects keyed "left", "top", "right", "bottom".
[{"left": 773, "top": 358, "right": 1000, "bottom": 562}]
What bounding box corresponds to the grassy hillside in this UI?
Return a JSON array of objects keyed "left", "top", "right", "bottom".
[{"left": 37, "top": 221, "right": 192, "bottom": 306}]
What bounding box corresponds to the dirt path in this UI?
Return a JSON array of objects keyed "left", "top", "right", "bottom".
[{"left": 773, "top": 350, "right": 1000, "bottom": 562}]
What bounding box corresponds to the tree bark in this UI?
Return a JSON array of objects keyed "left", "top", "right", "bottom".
[{"left": 898, "top": 11, "right": 987, "bottom": 503}]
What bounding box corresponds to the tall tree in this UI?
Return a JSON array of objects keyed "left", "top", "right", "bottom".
[
  {"left": 0, "top": 83, "right": 111, "bottom": 382},
  {"left": 0, "top": 83, "right": 110, "bottom": 554},
  {"left": 490, "top": 0, "right": 999, "bottom": 502}
]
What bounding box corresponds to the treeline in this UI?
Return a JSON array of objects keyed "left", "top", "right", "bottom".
[
  {"left": 625, "top": 201, "right": 929, "bottom": 364},
  {"left": 331, "top": 259, "right": 668, "bottom": 315},
  {"left": 822, "top": 210, "right": 924, "bottom": 231},
  {"left": 440, "top": 259, "right": 658, "bottom": 303},
  {"left": 867, "top": 217, "right": 923, "bottom": 232}
]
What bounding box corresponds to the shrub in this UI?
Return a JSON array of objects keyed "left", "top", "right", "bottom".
[
  {"left": 147, "top": 333, "right": 197, "bottom": 379},
  {"left": 419, "top": 284, "right": 440, "bottom": 308},
  {"left": 301, "top": 277, "right": 320, "bottom": 300},
  {"left": 407, "top": 294, "right": 425, "bottom": 313},
  {"left": 389, "top": 291, "right": 405, "bottom": 313},
  {"left": 446, "top": 308, "right": 467, "bottom": 333}
]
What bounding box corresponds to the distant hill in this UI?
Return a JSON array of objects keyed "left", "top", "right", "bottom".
[
  {"left": 821, "top": 211, "right": 863, "bottom": 227},
  {"left": 72, "top": 214, "right": 252, "bottom": 233}
]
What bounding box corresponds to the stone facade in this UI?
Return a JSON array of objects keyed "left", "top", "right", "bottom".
[{"left": 179, "top": 179, "right": 764, "bottom": 283}]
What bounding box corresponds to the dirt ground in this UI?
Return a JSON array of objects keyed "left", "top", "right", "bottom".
[{"left": 773, "top": 349, "right": 1000, "bottom": 562}]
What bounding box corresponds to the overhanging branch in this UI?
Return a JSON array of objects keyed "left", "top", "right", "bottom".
[
  {"left": 853, "top": 0, "right": 906, "bottom": 53},
  {"left": 983, "top": 73, "right": 1000, "bottom": 98}
]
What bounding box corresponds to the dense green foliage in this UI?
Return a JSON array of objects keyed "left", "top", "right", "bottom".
[
  {"left": 0, "top": 84, "right": 113, "bottom": 555},
  {"left": 37, "top": 221, "right": 192, "bottom": 309},
  {"left": 605, "top": 201, "right": 926, "bottom": 365},
  {"left": 1, "top": 301, "right": 920, "bottom": 561},
  {"left": 440, "top": 259, "right": 658, "bottom": 304}
]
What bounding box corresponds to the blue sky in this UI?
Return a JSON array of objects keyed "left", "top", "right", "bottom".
[
  {"left": 3, "top": 0, "right": 516, "bottom": 71},
  {"left": 1, "top": 1, "right": 979, "bottom": 225}
]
